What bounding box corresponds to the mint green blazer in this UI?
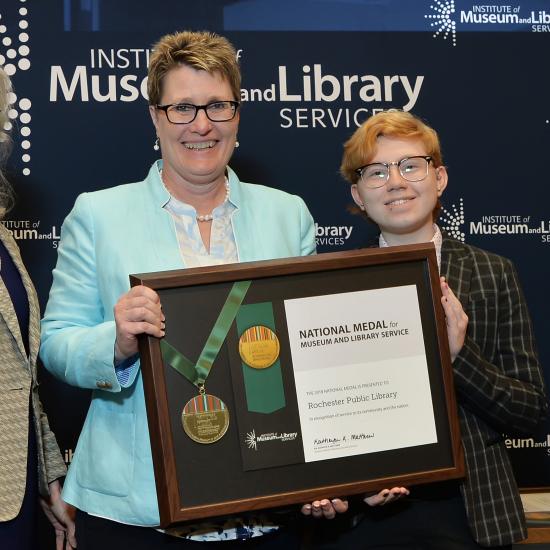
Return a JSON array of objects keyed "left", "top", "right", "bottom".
[{"left": 40, "top": 162, "right": 316, "bottom": 525}]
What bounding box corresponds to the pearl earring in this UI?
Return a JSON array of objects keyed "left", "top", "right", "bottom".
[
  {"left": 235, "top": 140, "right": 240, "bottom": 148},
  {"left": 153, "top": 137, "right": 160, "bottom": 151}
]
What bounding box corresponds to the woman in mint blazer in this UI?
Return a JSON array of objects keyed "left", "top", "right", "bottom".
[{"left": 40, "top": 31, "right": 315, "bottom": 549}]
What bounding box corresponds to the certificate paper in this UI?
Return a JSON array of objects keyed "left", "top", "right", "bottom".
[{"left": 284, "top": 285, "right": 437, "bottom": 463}]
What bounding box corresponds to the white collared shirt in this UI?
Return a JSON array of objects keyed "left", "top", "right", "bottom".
[
  {"left": 379, "top": 224, "right": 442, "bottom": 272},
  {"left": 163, "top": 186, "right": 238, "bottom": 267}
]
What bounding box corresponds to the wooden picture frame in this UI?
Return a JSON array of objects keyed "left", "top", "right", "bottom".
[{"left": 130, "top": 244, "right": 464, "bottom": 527}]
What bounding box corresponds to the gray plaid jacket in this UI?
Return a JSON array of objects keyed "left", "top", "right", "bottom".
[
  {"left": 441, "top": 237, "right": 547, "bottom": 546},
  {"left": 0, "top": 223, "right": 66, "bottom": 521}
]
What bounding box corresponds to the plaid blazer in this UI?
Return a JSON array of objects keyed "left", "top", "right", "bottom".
[
  {"left": 0, "top": 224, "right": 66, "bottom": 521},
  {"left": 441, "top": 237, "right": 547, "bottom": 546}
]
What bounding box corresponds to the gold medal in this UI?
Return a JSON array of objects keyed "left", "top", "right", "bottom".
[
  {"left": 239, "top": 325, "right": 280, "bottom": 369},
  {"left": 181, "top": 393, "right": 230, "bottom": 444}
]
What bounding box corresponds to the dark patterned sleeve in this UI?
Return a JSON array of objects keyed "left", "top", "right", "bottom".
[{"left": 452, "top": 255, "right": 547, "bottom": 435}]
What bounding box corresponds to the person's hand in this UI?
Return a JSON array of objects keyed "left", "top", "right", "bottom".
[
  {"left": 440, "top": 277, "right": 468, "bottom": 362},
  {"left": 364, "top": 487, "right": 409, "bottom": 507},
  {"left": 301, "top": 498, "right": 348, "bottom": 519},
  {"left": 113, "top": 285, "right": 165, "bottom": 361},
  {"left": 39, "top": 479, "right": 77, "bottom": 549}
]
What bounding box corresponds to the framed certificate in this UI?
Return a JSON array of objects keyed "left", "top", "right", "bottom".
[{"left": 130, "top": 244, "right": 464, "bottom": 527}]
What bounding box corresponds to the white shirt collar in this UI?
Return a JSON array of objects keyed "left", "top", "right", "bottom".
[{"left": 379, "top": 224, "right": 442, "bottom": 271}]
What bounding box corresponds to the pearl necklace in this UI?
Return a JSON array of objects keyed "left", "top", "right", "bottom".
[
  {"left": 160, "top": 169, "right": 230, "bottom": 222},
  {"left": 196, "top": 179, "right": 230, "bottom": 222}
]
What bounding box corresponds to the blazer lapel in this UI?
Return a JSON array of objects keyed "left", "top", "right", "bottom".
[
  {"left": 0, "top": 226, "right": 37, "bottom": 365},
  {"left": 232, "top": 208, "right": 259, "bottom": 262},
  {"left": 441, "top": 238, "right": 473, "bottom": 310},
  {"left": 227, "top": 170, "right": 263, "bottom": 263}
]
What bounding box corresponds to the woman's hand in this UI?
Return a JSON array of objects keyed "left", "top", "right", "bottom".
[
  {"left": 301, "top": 498, "right": 349, "bottom": 519},
  {"left": 364, "top": 487, "right": 409, "bottom": 506},
  {"left": 440, "top": 277, "right": 468, "bottom": 362},
  {"left": 113, "top": 285, "right": 165, "bottom": 361},
  {"left": 39, "top": 480, "right": 77, "bottom": 549}
]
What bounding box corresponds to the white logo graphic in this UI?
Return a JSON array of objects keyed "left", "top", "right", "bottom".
[
  {"left": 425, "top": 0, "right": 457, "bottom": 46},
  {"left": 441, "top": 199, "right": 550, "bottom": 243},
  {"left": 2, "top": 219, "right": 61, "bottom": 248},
  {"left": 315, "top": 223, "right": 353, "bottom": 247},
  {"left": 505, "top": 434, "right": 550, "bottom": 455},
  {"left": 64, "top": 448, "right": 74, "bottom": 465},
  {"left": 245, "top": 430, "right": 257, "bottom": 451},
  {"left": 440, "top": 198, "right": 465, "bottom": 242},
  {"left": 0, "top": 2, "right": 32, "bottom": 176},
  {"left": 244, "top": 429, "right": 298, "bottom": 451}
]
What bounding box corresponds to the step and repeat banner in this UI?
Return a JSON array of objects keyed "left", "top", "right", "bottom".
[{"left": 1, "top": 0, "right": 549, "bottom": 497}]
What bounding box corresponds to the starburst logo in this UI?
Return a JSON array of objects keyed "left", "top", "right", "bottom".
[
  {"left": 245, "top": 430, "right": 257, "bottom": 451},
  {"left": 440, "top": 198, "right": 465, "bottom": 242},
  {"left": 425, "top": 0, "right": 457, "bottom": 46}
]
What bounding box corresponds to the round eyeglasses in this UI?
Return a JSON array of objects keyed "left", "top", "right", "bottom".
[
  {"left": 156, "top": 100, "right": 240, "bottom": 124},
  {"left": 355, "top": 156, "right": 433, "bottom": 189}
]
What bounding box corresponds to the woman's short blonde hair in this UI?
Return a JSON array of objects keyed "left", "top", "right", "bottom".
[
  {"left": 0, "top": 67, "right": 15, "bottom": 217},
  {"left": 341, "top": 110, "right": 443, "bottom": 185},
  {"left": 147, "top": 30, "right": 241, "bottom": 105},
  {"left": 0, "top": 67, "right": 12, "bottom": 154}
]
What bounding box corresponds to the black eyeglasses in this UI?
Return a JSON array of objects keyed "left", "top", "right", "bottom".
[
  {"left": 156, "top": 101, "right": 240, "bottom": 124},
  {"left": 355, "top": 156, "right": 433, "bottom": 188}
]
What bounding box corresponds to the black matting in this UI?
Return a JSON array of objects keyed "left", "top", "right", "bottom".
[{"left": 158, "top": 260, "right": 453, "bottom": 508}]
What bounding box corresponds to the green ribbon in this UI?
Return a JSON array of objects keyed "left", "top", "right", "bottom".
[
  {"left": 236, "top": 302, "right": 286, "bottom": 414},
  {"left": 160, "top": 280, "right": 251, "bottom": 388}
]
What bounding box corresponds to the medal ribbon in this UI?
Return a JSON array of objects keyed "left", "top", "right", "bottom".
[
  {"left": 160, "top": 280, "right": 251, "bottom": 388},
  {"left": 236, "top": 302, "right": 286, "bottom": 414}
]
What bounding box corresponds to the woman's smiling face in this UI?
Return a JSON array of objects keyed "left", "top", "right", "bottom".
[
  {"left": 150, "top": 64, "right": 239, "bottom": 188},
  {"left": 351, "top": 136, "right": 447, "bottom": 244}
]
